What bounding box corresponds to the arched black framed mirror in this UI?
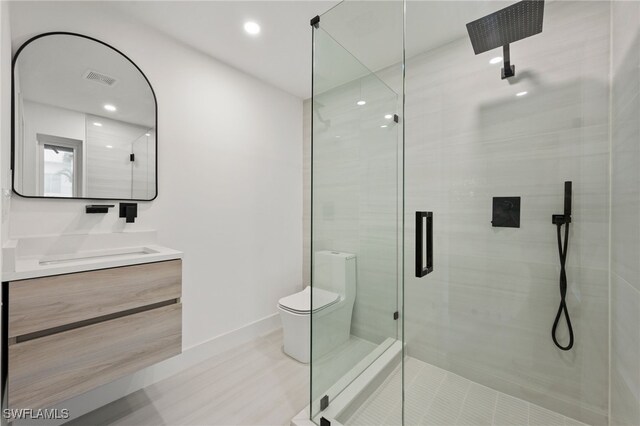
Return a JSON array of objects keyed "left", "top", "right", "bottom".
[{"left": 12, "top": 32, "right": 157, "bottom": 201}]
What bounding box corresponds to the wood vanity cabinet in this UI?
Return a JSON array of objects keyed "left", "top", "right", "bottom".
[{"left": 5, "top": 259, "right": 182, "bottom": 410}]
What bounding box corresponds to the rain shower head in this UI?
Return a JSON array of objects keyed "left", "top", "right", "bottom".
[
  {"left": 466, "top": 0, "right": 545, "bottom": 55},
  {"left": 466, "top": 0, "right": 545, "bottom": 79}
]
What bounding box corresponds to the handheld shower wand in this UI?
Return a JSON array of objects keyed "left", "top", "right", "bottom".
[{"left": 551, "top": 181, "right": 574, "bottom": 351}]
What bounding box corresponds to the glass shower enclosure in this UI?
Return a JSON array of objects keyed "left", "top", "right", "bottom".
[
  {"left": 310, "top": 1, "right": 404, "bottom": 424},
  {"left": 310, "top": 1, "right": 639, "bottom": 425}
]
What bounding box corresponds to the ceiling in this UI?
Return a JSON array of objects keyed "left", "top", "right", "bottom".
[
  {"left": 10, "top": 1, "right": 521, "bottom": 100},
  {"left": 104, "top": 1, "right": 339, "bottom": 100},
  {"left": 101, "top": 1, "right": 521, "bottom": 99}
]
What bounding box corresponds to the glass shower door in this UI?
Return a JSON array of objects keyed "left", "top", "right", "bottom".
[{"left": 310, "top": 8, "right": 403, "bottom": 424}]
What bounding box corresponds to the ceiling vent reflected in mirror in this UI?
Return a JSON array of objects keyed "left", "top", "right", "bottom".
[{"left": 83, "top": 69, "right": 119, "bottom": 87}]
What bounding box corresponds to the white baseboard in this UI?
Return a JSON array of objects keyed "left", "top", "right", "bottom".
[{"left": 16, "top": 313, "right": 282, "bottom": 426}]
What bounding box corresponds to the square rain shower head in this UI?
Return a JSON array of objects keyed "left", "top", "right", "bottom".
[{"left": 466, "top": 0, "right": 545, "bottom": 55}]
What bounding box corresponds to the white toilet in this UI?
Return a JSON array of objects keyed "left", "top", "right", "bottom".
[{"left": 278, "top": 251, "right": 356, "bottom": 363}]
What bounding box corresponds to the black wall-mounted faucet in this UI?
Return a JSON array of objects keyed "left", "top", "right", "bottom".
[{"left": 119, "top": 203, "right": 138, "bottom": 223}]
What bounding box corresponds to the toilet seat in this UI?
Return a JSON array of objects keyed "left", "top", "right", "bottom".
[{"left": 278, "top": 286, "right": 339, "bottom": 315}]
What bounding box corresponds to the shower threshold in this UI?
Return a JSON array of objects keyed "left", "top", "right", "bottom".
[{"left": 291, "top": 338, "right": 403, "bottom": 426}]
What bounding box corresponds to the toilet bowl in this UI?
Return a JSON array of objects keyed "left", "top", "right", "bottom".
[{"left": 278, "top": 251, "right": 356, "bottom": 363}]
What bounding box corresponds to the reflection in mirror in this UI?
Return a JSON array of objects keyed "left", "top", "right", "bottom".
[{"left": 13, "top": 33, "right": 157, "bottom": 200}]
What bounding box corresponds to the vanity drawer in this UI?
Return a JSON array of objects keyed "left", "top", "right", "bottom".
[
  {"left": 8, "top": 259, "right": 181, "bottom": 338},
  {"left": 8, "top": 302, "right": 182, "bottom": 409}
]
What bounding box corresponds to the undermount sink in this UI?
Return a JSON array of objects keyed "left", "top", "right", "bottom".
[{"left": 38, "top": 247, "right": 161, "bottom": 266}]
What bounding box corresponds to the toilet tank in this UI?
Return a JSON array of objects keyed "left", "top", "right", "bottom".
[{"left": 313, "top": 251, "right": 356, "bottom": 299}]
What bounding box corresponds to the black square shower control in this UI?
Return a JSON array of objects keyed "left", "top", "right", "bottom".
[{"left": 492, "top": 197, "right": 521, "bottom": 228}]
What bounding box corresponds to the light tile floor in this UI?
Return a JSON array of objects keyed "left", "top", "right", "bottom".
[
  {"left": 68, "top": 330, "right": 308, "bottom": 426},
  {"left": 345, "top": 357, "right": 589, "bottom": 426},
  {"left": 69, "top": 333, "right": 591, "bottom": 426},
  {"left": 68, "top": 332, "right": 375, "bottom": 426}
]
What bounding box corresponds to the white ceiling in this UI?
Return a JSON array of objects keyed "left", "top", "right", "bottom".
[
  {"left": 104, "top": 1, "right": 340, "bottom": 100},
  {"left": 109, "top": 1, "right": 520, "bottom": 99},
  {"left": 11, "top": 1, "right": 521, "bottom": 100}
]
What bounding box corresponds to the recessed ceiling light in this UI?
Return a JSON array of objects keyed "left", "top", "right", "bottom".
[
  {"left": 104, "top": 104, "right": 117, "bottom": 112},
  {"left": 490, "top": 56, "right": 503, "bottom": 64},
  {"left": 384, "top": 114, "right": 393, "bottom": 119},
  {"left": 93, "top": 122, "right": 102, "bottom": 127},
  {"left": 380, "top": 125, "right": 388, "bottom": 128},
  {"left": 105, "top": 145, "right": 113, "bottom": 149},
  {"left": 516, "top": 91, "right": 528, "bottom": 97},
  {"left": 244, "top": 21, "right": 261, "bottom": 35},
  {"left": 357, "top": 100, "right": 366, "bottom": 106},
  {"left": 145, "top": 133, "right": 151, "bottom": 137}
]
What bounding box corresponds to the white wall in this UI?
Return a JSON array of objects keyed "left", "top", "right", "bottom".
[
  {"left": 1, "top": 1, "right": 10, "bottom": 242},
  {"left": 3, "top": 0, "right": 302, "bottom": 419},
  {"left": 610, "top": 1, "right": 640, "bottom": 425},
  {"left": 0, "top": 2, "right": 10, "bottom": 412}
]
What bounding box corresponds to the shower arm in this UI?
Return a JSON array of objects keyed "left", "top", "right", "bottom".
[{"left": 502, "top": 44, "right": 515, "bottom": 79}]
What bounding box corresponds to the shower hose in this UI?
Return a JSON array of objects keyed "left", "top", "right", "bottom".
[{"left": 552, "top": 221, "right": 574, "bottom": 351}]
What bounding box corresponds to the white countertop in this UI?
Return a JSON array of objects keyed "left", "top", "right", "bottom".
[{"left": 3, "top": 231, "right": 183, "bottom": 281}]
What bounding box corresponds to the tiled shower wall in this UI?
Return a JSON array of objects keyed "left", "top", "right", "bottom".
[
  {"left": 610, "top": 1, "right": 640, "bottom": 425},
  {"left": 402, "top": 2, "right": 610, "bottom": 424}
]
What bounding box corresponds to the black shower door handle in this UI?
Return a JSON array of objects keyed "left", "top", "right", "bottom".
[{"left": 415, "top": 211, "right": 433, "bottom": 277}]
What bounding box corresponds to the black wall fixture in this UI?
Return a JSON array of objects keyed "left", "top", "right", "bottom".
[
  {"left": 85, "top": 204, "right": 114, "bottom": 214},
  {"left": 492, "top": 197, "right": 521, "bottom": 228},
  {"left": 551, "top": 181, "right": 574, "bottom": 351},
  {"left": 415, "top": 211, "right": 433, "bottom": 277},
  {"left": 466, "top": 0, "right": 545, "bottom": 79},
  {"left": 119, "top": 203, "right": 138, "bottom": 223}
]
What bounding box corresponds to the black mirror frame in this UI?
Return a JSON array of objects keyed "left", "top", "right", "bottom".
[{"left": 11, "top": 32, "right": 158, "bottom": 201}]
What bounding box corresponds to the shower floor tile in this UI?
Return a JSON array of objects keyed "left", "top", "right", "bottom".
[{"left": 345, "top": 357, "right": 589, "bottom": 426}]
